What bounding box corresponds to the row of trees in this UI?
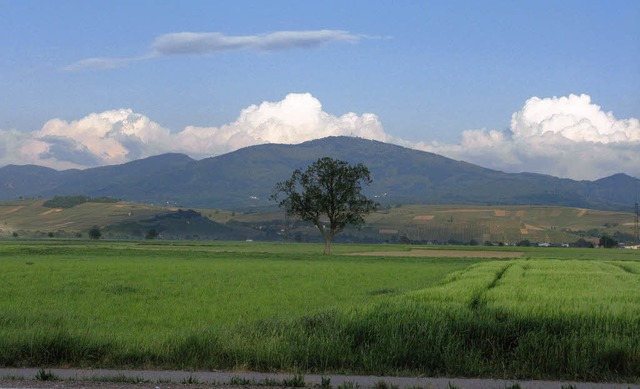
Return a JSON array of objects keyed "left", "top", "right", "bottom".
[
  {"left": 88, "top": 226, "right": 158, "bottom": 240},
  {"left": 43, "top": 195, "right": 118, "bottom": 209},
  {"left": 73, "top": 222, "right": 625, "bottom": 250}
]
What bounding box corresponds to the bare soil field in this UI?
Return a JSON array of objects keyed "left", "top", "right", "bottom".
[
  {"left": 0, "top": 206, "right": 24, "bottom": 216},
  {"left": 39, "top": 208, "right": 62, "bottom": 216},
  {"left": 436, "top": 209, "right": 495, "bottom": 213},
  {"left": 413, "top": 215, "right": 434, "bottom": 220}
]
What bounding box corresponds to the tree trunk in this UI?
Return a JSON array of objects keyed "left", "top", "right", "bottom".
[{"left": 324, "top": 237, "right": 332, "bottom": 255}]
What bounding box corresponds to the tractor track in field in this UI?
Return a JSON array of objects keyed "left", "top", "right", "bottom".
[
  {"left": 347, "top": 250, "right": 524, "bottom": 258},
  {"left": 0, "top": 368, "right": 638, "bottom": 389}
]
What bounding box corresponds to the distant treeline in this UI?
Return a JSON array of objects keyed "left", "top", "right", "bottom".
[{"left": 43, "top": 195, "right": 119, "bottom": 209}]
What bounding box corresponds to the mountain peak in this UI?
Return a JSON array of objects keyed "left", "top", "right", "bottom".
[{"left": 595, "top": 173, "right": 637, "bottom": 183}]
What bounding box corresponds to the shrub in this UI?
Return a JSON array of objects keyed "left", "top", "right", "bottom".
[
  {"left": 35, "top": 369, "right": 58, "bottom": 381},
  {"left": 88, "top": 226, "right": 102, "bottom": 240},
  {"left": 145, "top": 228, "right": 159, "bottom": 240},
  {"left": 574, "top": 238, "right": 594, "bottom": 248}
]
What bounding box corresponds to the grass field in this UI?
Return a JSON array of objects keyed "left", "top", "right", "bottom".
[{"left": 0, "top": 240, "right": 639, "bottom": 382}]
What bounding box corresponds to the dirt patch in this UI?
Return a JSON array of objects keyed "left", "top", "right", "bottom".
[
  {"left": 516, "top": 210, "right": 525, "bottom": 217},
  {"left": 524, "top": 224, "right": 544, "bottom": 231},
  {"left": 576, "top": 208, "right": 587, "bottom": 217},
  {"left": 53, "top": 221, "right": 75, "bottom": 228},
  {"left": 348, "top": 249, "right": 524, "bottom": 258},
  {"left": 436, "top": 209, "right": 493, "bottom": 213},
  {"left": 413, "top": 215, "right": 434, "bottom": 221},
  {"left": 435, "top": 209, "right": 508, "bottom": 217},
  {"left": 40, "top": 208, "right": 63, "bottom": 215},
  {"left": 0, "top": 205, "right": 24, "bottom": 216}
]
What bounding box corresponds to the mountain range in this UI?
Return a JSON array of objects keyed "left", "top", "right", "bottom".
[{"left": 1, "top": 136, "right": 638, "bottom": 211}]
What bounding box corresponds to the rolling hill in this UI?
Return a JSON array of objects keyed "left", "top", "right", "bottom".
[
  {"left": 0, "top": 136, "right": 638, "bottom": 211},
  {"left": 0, "top": 199, "right": 261, "bottom": 241},
  {"left": 1, "top": 199, "right": 637, "bottom": 245}
]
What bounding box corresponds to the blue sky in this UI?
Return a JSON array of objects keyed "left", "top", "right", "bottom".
[{"left": 1, "top": 0, "right": 639, "bottom": 180}]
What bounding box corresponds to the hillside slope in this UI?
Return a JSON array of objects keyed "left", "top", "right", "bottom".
[
  {"left": 0, "top": 199, "right": 260, "bottom": 241},
  {"left": 0, "top": 137, "right": 638, "bottom": 210},
  {"left": 2, "top": 200, "right": 636, "bottom": 245}
]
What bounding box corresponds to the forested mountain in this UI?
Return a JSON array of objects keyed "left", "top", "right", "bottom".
[{"left": 0, "top": 136, "right": 638, "bottom": 211}]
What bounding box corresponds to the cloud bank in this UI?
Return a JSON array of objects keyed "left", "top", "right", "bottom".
[
  {"left": 3, "top": 93, "right": 388, "bottom": 170},
  {"left": 416, "top": 94, "right": 640, "bottom": 180},
  {"left": 1, "top": 93, "right": 639, "bottom": 181},
  {"left": 65, "top": 30, "right": 362, "bottom": 70}
]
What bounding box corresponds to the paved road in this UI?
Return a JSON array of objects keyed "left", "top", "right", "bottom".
[{"left": 0, "top": 368, "right": 638, "bottom": 389}]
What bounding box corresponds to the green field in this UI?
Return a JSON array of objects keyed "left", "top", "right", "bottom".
[{"left": 0, "top": 240, "right": 639, "bottom": 382}]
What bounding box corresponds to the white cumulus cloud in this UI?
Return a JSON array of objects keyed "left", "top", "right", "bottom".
[
  {"left": 173, "top": 93, "right": 390, "bottom": 155},
  {"left": 421, "top": 94, "right": 640, "bottom": 180},
  {"left": 511, "top": 94, "right": 640, "bottom": 142},
  {"left": 178, "top": 93, "right": 389, "bottom": 150},
  {"left": 18, "top": 109, "right": 173, "bottom": 169},
  {"left": 3, "top": 93, "right": 389, "bottom": 170}
]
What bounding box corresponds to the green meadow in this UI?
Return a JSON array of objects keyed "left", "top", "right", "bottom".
[{"left": 0, "top": 240, "right": 639, "bottom": 382}]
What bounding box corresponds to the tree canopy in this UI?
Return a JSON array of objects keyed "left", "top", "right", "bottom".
[
  {"left": 272, "top": 157, "right": 378, "bottom": 254},
  {"left": 88, "top": 226, "right": 102, "bottom": 240},
  {"left": 599, "top": 235, "right": 619, "bottom": 248}
]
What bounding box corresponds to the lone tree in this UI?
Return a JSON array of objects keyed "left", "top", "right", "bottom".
[{"left": 272, "top": 157, "right": 378, "bottom": 255}]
